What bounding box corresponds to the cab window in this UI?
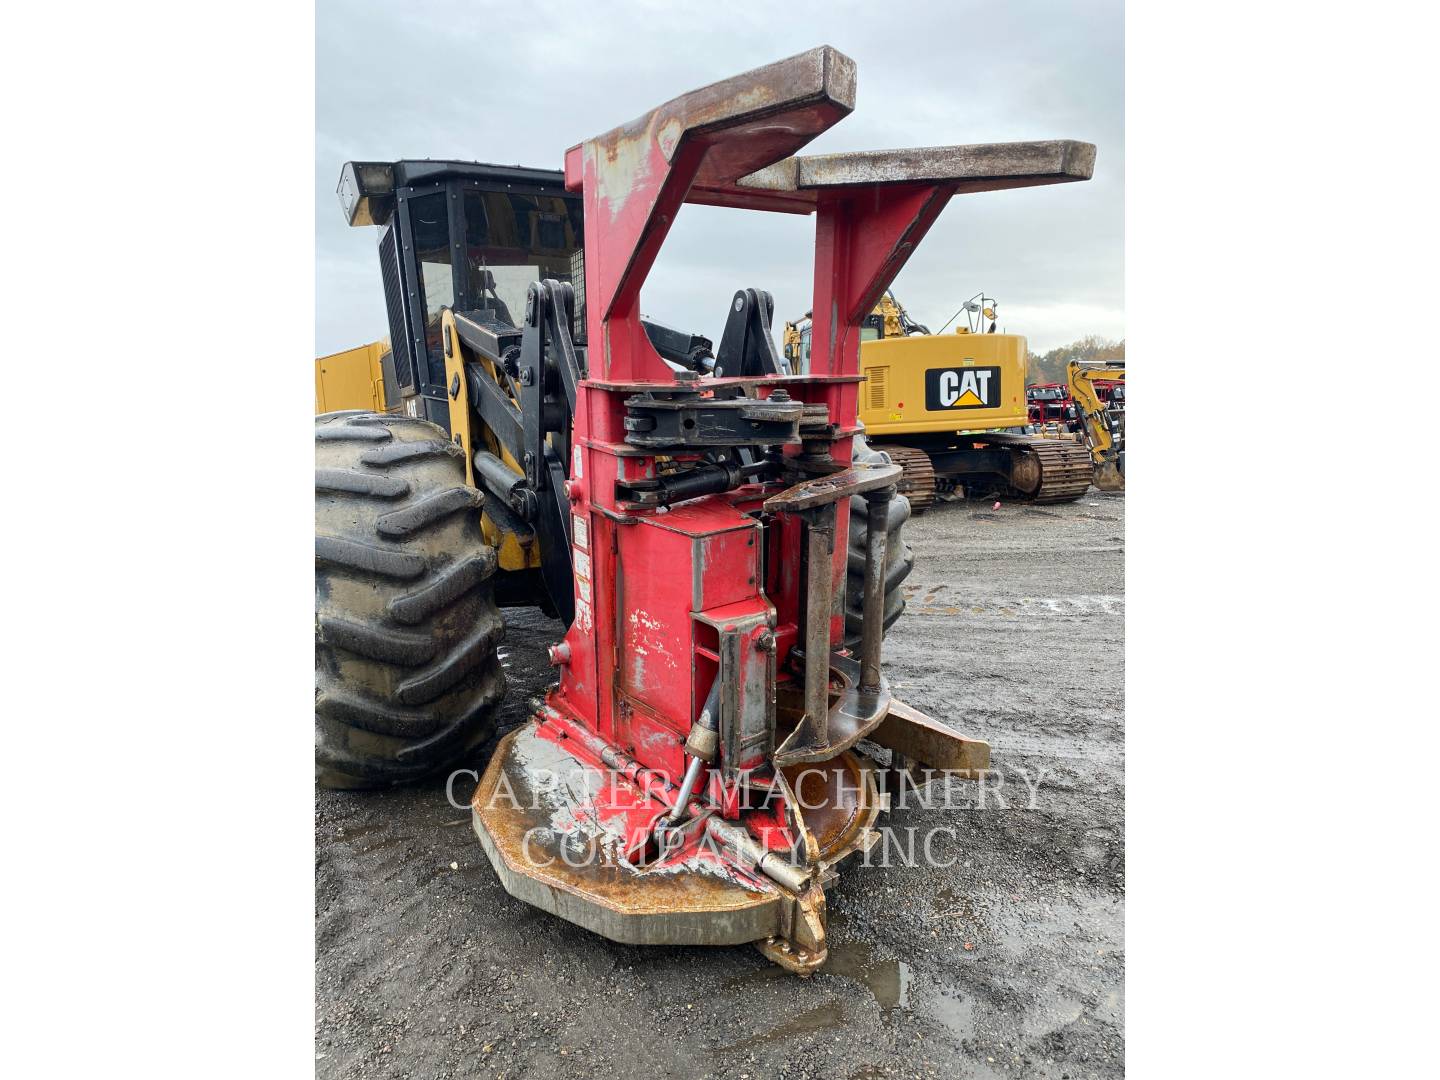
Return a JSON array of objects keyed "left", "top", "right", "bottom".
[
  {"left": 410, "top": 192, "right": 453, "bottom": 358},
  {"left": 462, "top": 191, "right": 583, "bottom": 329}
]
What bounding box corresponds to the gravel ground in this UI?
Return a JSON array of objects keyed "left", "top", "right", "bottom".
[{"left": 315, "top": 489, "right": 1125, "bottom": 1078}]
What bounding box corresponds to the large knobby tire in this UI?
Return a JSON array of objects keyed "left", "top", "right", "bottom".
[
  {"left": 315, "top": 412, "right": 506, "bottom": 788},
  {"left": 844, "top": 436, "right": 916, "bottom": 647},
  {"left": 872, "top": 444, "right": 937, "bottom": 515}
]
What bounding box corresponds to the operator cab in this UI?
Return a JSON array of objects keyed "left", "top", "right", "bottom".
[
  {"left": 783, "top": 304, "right": 899, "bottom": 375},
  {"left": 337, "top": 160, "right": 584, "bottom": 431},
  {"left": 785, "top": 313, "right": 814, "bottom": 373}
]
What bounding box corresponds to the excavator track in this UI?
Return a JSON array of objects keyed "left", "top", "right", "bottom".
[
  {"left": 874, "top": 444, "right": 937, "bottom": 514},
  {"left": 979, "top": 432, "right": 1093, "bottom": 504}
]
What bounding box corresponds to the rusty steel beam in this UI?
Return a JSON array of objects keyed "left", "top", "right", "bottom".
[
  {"left": 859, "top": 487, "right": 897, "bottom": 692},
  {"left": 762, "top": 461, "right": 902, "bottom": 513},
  {"left": 563, "top": 45, "right": 856, "bottom": 378},
  {"left": 871, "top": 698, "right": 992, "bottom": 777},
  {"left": 743, "top": 139, "right": 1095, "bottom": 194}
]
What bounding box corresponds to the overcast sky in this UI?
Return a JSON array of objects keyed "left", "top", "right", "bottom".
[{"left": 316, "top": 0, "right": 1122, "bottom": 358}]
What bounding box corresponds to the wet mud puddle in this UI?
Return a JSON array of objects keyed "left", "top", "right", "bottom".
[{"left": 821, "top": 939, "right": 910, "bottom": 1012}]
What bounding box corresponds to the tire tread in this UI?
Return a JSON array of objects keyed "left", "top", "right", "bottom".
[{"left": 315, "top": 412, "right": 505, "bottom": 789}]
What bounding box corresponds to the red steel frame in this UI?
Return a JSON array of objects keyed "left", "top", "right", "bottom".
[
  {"left": 470, "top": 45, "right": 1095, "bottom": 967},
  {"left": 536, "top": 45, "right": 1091, "bottom": 814},
  {"left": 543, "top": 51, "right": 964, "bottom": 816}
]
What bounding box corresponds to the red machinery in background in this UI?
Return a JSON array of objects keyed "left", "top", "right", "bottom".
[
  {"left": 469, "top": 46, "right": 1095, "bottom": 972},
  {"left": 1027, "top": 382, "right": 1074, "bottom": 426},
  {"left": 1028, "top": 380, "right": 1122, "bottom": 431}
]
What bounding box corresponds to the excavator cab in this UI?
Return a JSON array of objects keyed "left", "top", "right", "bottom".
[
  {"left": 335, "top": 160, "right": 584, "bottom": 432},
  {"left": 783, "top": 312, "right": 814, "bottom": 372},
  {"left": 784, "top": 291, "right": 922, "bottom": 377}
]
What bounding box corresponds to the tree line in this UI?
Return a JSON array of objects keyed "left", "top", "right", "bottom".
[{"left": 1026, "top": 336, "right": 1125, "bottom": 387}]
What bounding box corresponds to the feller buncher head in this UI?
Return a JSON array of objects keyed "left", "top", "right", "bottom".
[{"left": 449, "top": 45, "right": 1095, "bottom": 973}]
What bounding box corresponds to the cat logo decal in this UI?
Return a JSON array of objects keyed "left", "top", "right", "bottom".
[{"left": 924, "top": 366, "right": 1001, "bottom": 410}]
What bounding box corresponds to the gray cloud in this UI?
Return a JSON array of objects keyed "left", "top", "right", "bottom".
[{"left": 317, "top": 0, "right": 1122, "bottom": 357}]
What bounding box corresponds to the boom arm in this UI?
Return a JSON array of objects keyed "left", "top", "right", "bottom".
[{"left": 1068, "top": 360, "right": 1125, "bottom": 490}]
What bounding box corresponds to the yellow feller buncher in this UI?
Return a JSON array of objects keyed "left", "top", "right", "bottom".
[
  {"left": 315, "top": 46, "right": 1096, "bottom": 971},
  {"left": 783, "top": 291, "right": 1092, "bottom": 512},
  {"left": 1068, "top": 358, "right": 1125, "bottom": 491}
]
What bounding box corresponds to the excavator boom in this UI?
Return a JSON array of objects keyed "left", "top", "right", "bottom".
[{"left": 1068, "top": 359, "right": 1125, "bottom": 490}]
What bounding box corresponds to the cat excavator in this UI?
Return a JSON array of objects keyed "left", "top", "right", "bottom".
[{"left": 784, "top": 292, "right": 1092, "bottom": 512}]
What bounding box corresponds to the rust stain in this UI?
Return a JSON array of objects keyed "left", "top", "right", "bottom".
[{"left": 474, "top": 726, "right": 774, "bottom": 916}]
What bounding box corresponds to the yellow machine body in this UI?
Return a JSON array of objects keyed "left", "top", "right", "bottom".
[
  {"left": 1068, "top": 360, "right": 1126, "bottom": 491},
  {"left": 313, "top": 329, "right": 541, "bottom": 575},
  {"left": 439, "top": 311, "right": 543, "bottom": 574},
  {"left": 858, "top": 330, "right": 1029, "bottom": 437},
  {"left": 784, "top": 292, "right": 1093, "bottom": 511},
  {"left": 314, "top": 341, "right": 394, "bottom": 414}
]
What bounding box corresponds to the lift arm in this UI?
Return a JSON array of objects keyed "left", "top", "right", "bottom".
[{"left": 1068, "top": 359, "right": 1125, "bottom": 490}]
